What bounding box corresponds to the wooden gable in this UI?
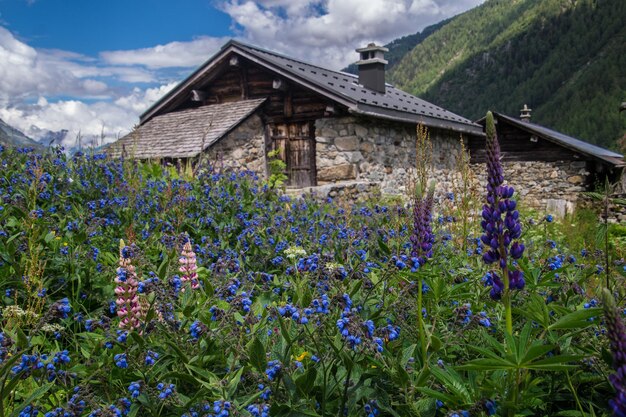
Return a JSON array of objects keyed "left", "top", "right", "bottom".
[{"left": 164, "top": 53, "right": 342, "bottom": 125}]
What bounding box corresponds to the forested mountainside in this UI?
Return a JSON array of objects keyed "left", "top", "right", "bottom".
[
  {"left": 342, "top": 18, "right": 450, "bottom": 75},
  {"left": 388, "top": 0, "right": 626, "bottom": 151}
]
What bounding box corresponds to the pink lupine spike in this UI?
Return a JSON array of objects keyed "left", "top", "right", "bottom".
[
  {"left": 114, "top": 241, "right": 144, "bottom": 330},
  {"left": 179, "top": 240, "right": 200, "bottom": 290}
]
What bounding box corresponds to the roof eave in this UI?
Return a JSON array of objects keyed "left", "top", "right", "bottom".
[
  {"left": 476, "top": 112, "right": 625, "bottom": 168},
  {"left": 351, "top": 103, "right": 484, "bottom": 136}
]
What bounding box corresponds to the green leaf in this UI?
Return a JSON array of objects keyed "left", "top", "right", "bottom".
[
  {"left": 377, "top": 238, "right": 390, "bottom": 256},
  {"left": 227, "top": 367, "right": 245, "bottom": 398},
  {"left": 416, "top": 387, "right": 456, "bottom": 405},
  {"left": 165, "top": 340, "right": 189, "bottom": 364},
  {"left": 295, "top": 367, "right": 317, "bottom": 395},
  {"left": 44, "top": 231, "right": 56, "bottom": 244},
  {"left": 520, "top": 344, "right": 554, "bottom": 365},
  {"left": 129, "top": 331, "right": 145, "bottom": 347},
  {"left": 457, "top": 358, "right": 516, "bottom": 371},
  {"left": 248, "top": 337, "right": 267, "bottom": 373},
  {"left": 524, "top": 354, "right": 582, "bottom": 371},
  {"left": 15, "top": 327, "right": 29, "bottom": 349},
  {"left": 548, "top": 308, "right": 601, "bottom": 330},
  {"left": 9, "top": 383, "right": 53, "bottom": 417}
]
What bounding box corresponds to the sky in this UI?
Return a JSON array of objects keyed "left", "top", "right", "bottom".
[{"left": 0, "top": 0, "right": 483, "bottom": 147}]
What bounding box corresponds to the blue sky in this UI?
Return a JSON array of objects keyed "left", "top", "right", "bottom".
[
  {"left": 0, "top": 0, "right": 483, "bottom": 146},
  {"left": 0, "top": 0, "right": 233, "bottom": 54}
]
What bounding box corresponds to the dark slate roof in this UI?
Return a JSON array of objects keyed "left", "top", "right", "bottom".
[
  {"left": 481, "top": 112, "right": 624, "bottom": 167},
  {"left": 141, "top": 40, "right": 483, "bottom": 136},
  {"left": 107, "top": 99, "right": 265, "bottom": 159}
]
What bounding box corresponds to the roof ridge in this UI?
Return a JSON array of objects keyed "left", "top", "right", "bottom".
[{"left": 230, "top": 39, "right": 360, "bottom": 79}]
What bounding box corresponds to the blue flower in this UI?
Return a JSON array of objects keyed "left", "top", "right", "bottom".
[{"left": 114, "top": 353, "right": 128, "bottom": 368}]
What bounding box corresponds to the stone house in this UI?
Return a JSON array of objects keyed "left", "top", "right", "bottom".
[{"left": 108, "top": 40, "right": 624, "bottom": 212}]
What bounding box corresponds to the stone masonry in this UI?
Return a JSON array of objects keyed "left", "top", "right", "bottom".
[
  {"left": 314, "top": 116, "right": 594, "bottom": 214},
  {"left": 207, "top": 113, "right": 598, "bottom": 215},
  {"left": 205, "top": 114, "right": 266, "bottom": 174}
]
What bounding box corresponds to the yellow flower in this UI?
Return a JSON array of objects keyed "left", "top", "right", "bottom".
[{"left": 295, "top": 352, "right": 309, "bottom": 361}]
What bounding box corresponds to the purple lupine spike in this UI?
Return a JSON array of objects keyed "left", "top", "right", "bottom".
[
  {"left": 480, "top": 112, "right": 525, "bottom": 300},
  {"left": 602, "top": 289, "right": 626, "bottom": 417},
  {"left": 410, "top": 184, "right": 435, "bottom": 266}
]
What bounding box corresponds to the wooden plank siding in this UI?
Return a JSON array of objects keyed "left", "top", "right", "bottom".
[
  {"left": 173, "top": 57, "right": 337, "bottom": 123},
  {"left": 468, "top": 118, "right": 584, "bottom": 163}
]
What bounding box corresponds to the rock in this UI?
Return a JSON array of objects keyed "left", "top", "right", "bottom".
[
  {"left": 567, "top": 175, "right": 583, "bottom": 184},
  {"left": 355, "top": 125, "right": 368, "bottom": 138},
  {"left": 347, "top": 151, "right": 363, "bottom": 163},
  {"left": 316, "top": 136, "right": 332, "bottom": 144},
  {"left": 317, "top": 164, "right": 356, "bottom": 182},
  {"left": 335, "top": 136, "right": 359, "bottom": 151},
  {"left": 320, "top": 127, "right": 338, "bottom": 137}
]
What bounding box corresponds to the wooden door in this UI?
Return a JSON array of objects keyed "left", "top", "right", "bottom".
[{"left": 271, "top": 122, "right": 316, "bottom": 187}]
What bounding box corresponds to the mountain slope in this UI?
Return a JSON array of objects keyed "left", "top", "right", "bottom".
[
  {"left": 0, "top": 119, "right": 43, "bottom": 149},
  {"left": 389, "top": 0, "right": 626, "bottom": 151},
  {"left": 342, "top": 18, "right": 451, "bottom": 75}
]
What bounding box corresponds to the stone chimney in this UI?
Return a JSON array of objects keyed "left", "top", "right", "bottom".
[
  {"left": 355, "top": 43, "right": 389, "bottom": 94},
  {"left": 520, "top": 104, "right": 532, "bottom": 122}
]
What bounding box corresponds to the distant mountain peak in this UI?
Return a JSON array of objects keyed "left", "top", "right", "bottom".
[{"left": 0, "top": 119, "right": 43, "bottom": 149}]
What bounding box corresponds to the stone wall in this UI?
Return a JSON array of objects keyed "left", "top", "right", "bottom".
[
  {"left": 314, "top": 116, "right": 594, "bottom": 215},
  {"left": 204, "top": 113, "right": 599, "bottom": 217},
  {"left": 315, "top": 116, "right": 462, "bottom": 195},
  {"left": 285, "top": 181, "right": 381, "bottom": 205},
  {"left": 205, "top": 114, "right": 266, "bottom": 175},
  {"left": 471, "top": 160, "right": 590, "bottom": 216}
]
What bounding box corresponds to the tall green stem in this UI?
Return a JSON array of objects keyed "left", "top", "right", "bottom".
[
  {"left": 418, "top": 277, "right": 427, "bottom": 365},
  {"left": 499, "top": 239, "right": 513, "bottom": 338}
]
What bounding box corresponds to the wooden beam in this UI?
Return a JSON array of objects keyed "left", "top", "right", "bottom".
[
  {"left": 190, "top": 90, "right": 208, "bottom": 102},
  {"left": 284, "top": 90, "right": 293, "bottom": 118},
  {"left": 240, "top": 67, "right": 249, "bottom": 100},
  {"left": 272, "top": 79, "right": 287, "bottom": 91}
]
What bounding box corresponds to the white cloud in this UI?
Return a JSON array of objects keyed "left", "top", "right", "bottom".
[
  {"left": 97, "top": 0, "right": 484, "bottom": 71},
  {"left": 114, "top": 82, "right": 179, "bottom": 114},
  {"left": 0, "top": 26, "right": 161, "bottom": 103},
  {"left": 221, "top": 0, "right": 485, "bottom": 69},
  {"left": 0, "top": 83, "right": 177, "bottom": 147},
  {"left": 101, "top": 36, "right": 230, "bottom": 69}
]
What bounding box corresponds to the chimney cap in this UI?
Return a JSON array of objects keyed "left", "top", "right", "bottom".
[
  {"left": 355, "top": 43, "right": 389, "bottom": 53},
  {"left": 520, "top": 104, "right": 532, "bottom": 122},
  {"left": 355, "top": 43, "right": 388, "bottom": 66}
]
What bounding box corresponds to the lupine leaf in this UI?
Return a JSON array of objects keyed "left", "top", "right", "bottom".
[{"left": 548, "top": 308, "right": 601, "bottom": 330}]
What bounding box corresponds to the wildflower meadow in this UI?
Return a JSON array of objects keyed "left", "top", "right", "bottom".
[{"left": 1, "top": 114, "right": 625, "bottom": 417}]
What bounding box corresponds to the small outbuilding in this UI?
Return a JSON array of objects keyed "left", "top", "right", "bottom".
[{"left": 474, "top": 108, "right": 624, "bottom": 215}]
